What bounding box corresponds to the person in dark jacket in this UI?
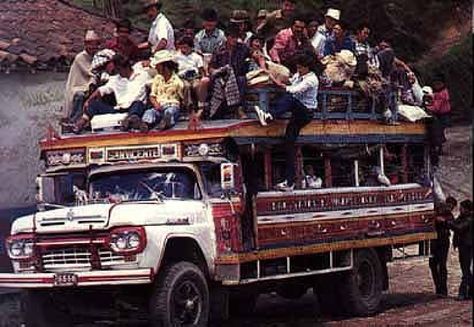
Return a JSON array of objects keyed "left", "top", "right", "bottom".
[
  {"left": 448, "top": 199, "right": 473, "bottom": 300},
  {"left": 429, "top": 200, "right": 455, "bottom": 296}
]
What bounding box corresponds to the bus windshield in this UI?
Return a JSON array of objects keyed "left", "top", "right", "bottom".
[{"left": 89, "top": 167, "right": 200, "bottom": 202}]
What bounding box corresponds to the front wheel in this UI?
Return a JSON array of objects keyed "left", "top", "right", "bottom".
[{"left": 149, "top": 261, "right": 209, "bottom": 327}]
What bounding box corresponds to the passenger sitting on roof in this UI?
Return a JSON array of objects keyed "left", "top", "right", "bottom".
[
  {"left": 323, "top": 21, "right": 355, "bottom": 57},
  {"left": 105, "top": 19, "right": 140, "bottom": 62},
  {"left": 73, "top": 54, "right": 152, "bottom": 133},
  {"left": 254, "top": 52, "right": 318, "bottom": 192},
  {"left": 141, "top": 50, "right": 185, "bottom": 132},
  {"left": 175, "top": 36, "right": 210, "bottom": 117},
  {"left": 64, "top": 30, "right": 101, "bottom": 124},
  {"left": 269, "top": 14, "right": 313, "bottom": 71},
  {"left": 194, "top": 8, "right": 226, "bottom": 56},
  {"left": 207, "top": 24, "right": 250, "bottom": 119}
]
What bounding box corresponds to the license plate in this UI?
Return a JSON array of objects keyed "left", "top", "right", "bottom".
[{"left": 53, "top": 273, "right": 78, "bottom": 287}]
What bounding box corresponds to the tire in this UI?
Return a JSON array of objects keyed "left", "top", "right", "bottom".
[
  {"left": 149, "top": 261, "right": 209, "bottom": 327},
  {"left": 229, "top": 291, "right": 258, "bottom": 317},
  {"left": 22, "top": 290, "right": 73, "bottom": 327},
  {"left": 339, "top": 249, "right": 383, "bottom": 316}
]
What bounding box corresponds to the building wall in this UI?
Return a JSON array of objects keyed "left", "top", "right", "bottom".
[{"left": 0, "top": 72, "right": 67, "bottom": 208}]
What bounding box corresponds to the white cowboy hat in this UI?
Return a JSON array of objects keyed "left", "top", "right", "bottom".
[
  {"left": 84, "top": 30, "right": 100, "bottom": 42},
  {"left": 150, "top": 50, "right": 176, "bottom": 67},
  {"left": 325, "top": 8, "right": 341, "bottom": 21}
]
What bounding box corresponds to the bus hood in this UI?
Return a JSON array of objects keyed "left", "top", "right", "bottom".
[{"left": 11, "top": 201, "right": 207, "bottom": 234}]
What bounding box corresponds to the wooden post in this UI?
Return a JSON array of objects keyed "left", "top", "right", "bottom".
[
  {"left": 264, "top": 148, "right": 272, "bottom": 190},
  {"left": 401, "top": 144, "right": 408, "bottom": 183},
  {"left": 324, "top": 155, "right": 332, "bottom": 188},
  {"left": 295, "top": 146, "right": 303, "bottom": 189},
  {"left": 379, "top": 146, "right": 384, "bottom": 175},
  {"left": 354, "top": 160, "right": 359, "bottom": 187}
]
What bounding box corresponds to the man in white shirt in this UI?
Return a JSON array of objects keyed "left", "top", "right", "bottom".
[
  {"left": 141, "top": 0, "right": 175, "bottom": 53},
  {"left": 73, "top": 55, "right": 152, "bottom": 133},
  {"left": 255, "top": 53, "right": 318, "bottom": 191}
]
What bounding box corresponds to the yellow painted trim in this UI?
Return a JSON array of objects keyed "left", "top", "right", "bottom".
[
  {"left": 40, "top": 121, "right": 426, "bottom": 151},
  {"left": 215, "top": 232, "right": 437, "bottom": 264}
]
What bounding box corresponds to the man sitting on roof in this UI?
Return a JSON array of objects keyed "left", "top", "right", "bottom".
[
  {"left": 140, "top": 50, "right": 185, "bottom": 132},
  {"left": 175, "top": 36, "right": 209, "bottom": 117},
  {"left": 105, "top": 19, "right": 140, "bottom": 62},
  {"left": 254, "top": 52, "right": 318, "bottom": 192},
  {"left": 269, "top": 14, "right": 313, "bottom": 70},
  {"left": 64, "top": 30, "right": 100, "bottom": 124},
  {"left": 194, "top": 8, "right": 226, "bottom": 56},
  {"left": 73, "top": 54, "right": 152, "bottom": 133},
  {"left": 207, "top": 24, "right": 250, "bottom": 119}
]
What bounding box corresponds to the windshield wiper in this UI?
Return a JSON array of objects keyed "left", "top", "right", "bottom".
[{"left": 38, "top": 203, "right": 67, "bottom": 211}]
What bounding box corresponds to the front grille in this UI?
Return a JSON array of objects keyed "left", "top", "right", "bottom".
[
  {"left": 39, "top": 215, "right": 107, "bottom": 227},
  {"left": 41, "top": 248, "right": 130, "bottom": 271}
]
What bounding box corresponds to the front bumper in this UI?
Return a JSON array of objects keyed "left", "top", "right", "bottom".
[{"left": 0, "top": 269, "right": 153, "bottom": 288}]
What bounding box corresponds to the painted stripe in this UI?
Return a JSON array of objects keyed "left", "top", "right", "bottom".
[
  {"left": 0, "top": 269, "right": 153, "bottom": 288},
  {"left": 258, "top": 203, "right": 434, "bottom": 225},
  {"left": 215, "top": 232, "right": 437, "bottom": 264}
]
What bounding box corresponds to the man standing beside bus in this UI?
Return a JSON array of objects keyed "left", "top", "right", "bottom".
[{"left": 255, "top": 52, "right": 318, "bottom": 191}]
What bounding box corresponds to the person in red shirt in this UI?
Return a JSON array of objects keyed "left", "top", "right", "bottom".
[
  {"left": 426, "top": 74, "right": 451, "bottom": 155},
  {"left": 105, "top": 19, "right": 140, "bottom": 62}
]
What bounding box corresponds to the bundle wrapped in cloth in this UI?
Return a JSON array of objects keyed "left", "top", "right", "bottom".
[
  {"left": 246, "top": 61, "right": 290, "bottom": 87},
  {"left": 321, "top": 50, "right": 357, "bottom": 85}
]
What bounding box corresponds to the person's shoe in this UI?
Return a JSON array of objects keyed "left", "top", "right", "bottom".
[
  {"left": 121, "top": 115, "right": 141, "bottom": 131},
  {"left": 157, "top": 111, "right": 173, "bottom": 131},
  {"left": 72, "top": 117, "right": 89, "bottom": 134},
  {"left": 138, "top": 121, "right": 149, "bottom": 133},
  {"left": 254, "top": 105, "right": 268, "bottom": 126},
  {"left": 60, "top": 122, "right": 75, "bottom": 134},
  {"left": 275, "top": 180, "right": 294, "bottom": 192}
]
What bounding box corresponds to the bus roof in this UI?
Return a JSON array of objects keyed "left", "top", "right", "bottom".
[{"left": 40, "top": 119, "right": 427, "bottom": 152}]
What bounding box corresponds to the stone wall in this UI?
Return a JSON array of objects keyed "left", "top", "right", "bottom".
[{"left": 0, "top": 72, "right": 67, "bottom": 208}]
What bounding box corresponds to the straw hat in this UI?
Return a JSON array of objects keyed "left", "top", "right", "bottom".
[
  {"left": 230, "top": 10, "right": 250, "bottom": 23},
  {"left": 325, "top": 8, "right": 341, "bottom": 21},
  {"left": 150, "top": 50, "right": 176, "bottom": 67},
  {"left": 84, "top": 30, "right": 100, "bottom": 42}
]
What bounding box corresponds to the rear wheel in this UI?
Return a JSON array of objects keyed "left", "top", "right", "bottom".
[
  {"left": 339, "top": 249, "right": 383, "bottom": 316},
  {"left": 149, "top": 261, "right": 209, "bottom": 327}
]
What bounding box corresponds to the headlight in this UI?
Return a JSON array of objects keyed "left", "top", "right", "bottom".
[
  {"left": 6, "top": 234, "right": 35, "bottom": 259},
  {"left": 109, "top": 227, "right": 146, "bottom": 254}
]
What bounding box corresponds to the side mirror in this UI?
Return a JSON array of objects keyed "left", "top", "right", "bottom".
[{"left": 220, "top": 163, "right": 237, "bottom": 191}]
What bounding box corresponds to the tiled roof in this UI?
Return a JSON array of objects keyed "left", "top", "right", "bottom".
[{"left": 0, "top": 0, "right": 145, "bottom": 73}]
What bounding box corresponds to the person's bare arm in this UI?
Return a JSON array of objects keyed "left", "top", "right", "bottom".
[{"left": 83, "top": 89, "right": 102, "bottom": 110}]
